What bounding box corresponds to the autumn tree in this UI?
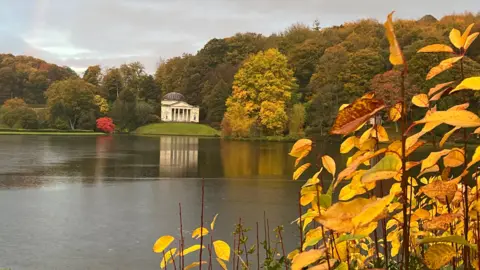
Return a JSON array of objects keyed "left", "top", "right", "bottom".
[
  {"left": 45, "top": 79, "right": 98, "bottom": 130},
  {"left": 139, "top": 74, "right": 160, "bottom": 102},
  {"left": 224, "top": 48, "right": 297, "bottom": 136},
  {"left": 0, "top": 98, "right": 38, "bottom": 128},
  {"left": 288, "top": 103, "right": 306, "bottom": 136},
  {"left": 83, "top": 65, "right": 102, "bottom": 86},
  {"left": 102, "top": 68, "right": 124, "bottom": 102},
  {"left": 203, "top": 79, "right": 230, "bottom": 124}
]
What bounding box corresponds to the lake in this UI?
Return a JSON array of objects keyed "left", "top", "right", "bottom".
[{"left": 0, "top": 135, "right": 339, "bottom": 270}]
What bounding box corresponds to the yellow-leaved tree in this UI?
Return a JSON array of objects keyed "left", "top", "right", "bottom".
[{"left": 223, "top": 48, "right": 297, "bottom": 137}]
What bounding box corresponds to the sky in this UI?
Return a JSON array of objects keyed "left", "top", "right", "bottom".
[{"left": 0, "top": 0, "right": 478, "bottom": 74}]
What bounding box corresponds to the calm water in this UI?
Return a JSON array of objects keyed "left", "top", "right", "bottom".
[{"left": 0, "top": 135, "right": 340, "bottom": 270}]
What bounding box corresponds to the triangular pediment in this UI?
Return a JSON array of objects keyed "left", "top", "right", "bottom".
[{"left": 161, "top": 100, "right": 198, "bottom": 108}]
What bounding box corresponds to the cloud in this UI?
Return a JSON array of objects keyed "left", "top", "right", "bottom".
[{"left": 0, "top": 0, "right": 478, "bottom": 74}]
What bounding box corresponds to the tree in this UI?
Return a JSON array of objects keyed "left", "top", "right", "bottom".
[
  {"left": 120, "top": 62, "right": 145, "bottom": 95},
  {"left": 0, "top": 98, "right": 38, "bottom": 128},
  {"left": 370, "top": 70, "right": 419, "bottom": 108},
  {"left": 203, "top": 79, "right": 231, "bottom": 124},
  {"left": 83, "top": 65, "right": 102, "bottom": 86},
  {"left": 96, "top": 117, "right": 115, "bottom": 133},
  {"left": 45, "top": 79, "right": 98, "bottom": 130},
  {"left": 225, "top": 48, "right": 297, "bottom": 135},
  {"left": 102, "top": 68, "right": 124, "bottom": 102},
  {"left": 139, "top": 75, "right": 160, "bottom": 102},
  {"left": 288, "top": 103, "right": 306, "bottom": 136}
]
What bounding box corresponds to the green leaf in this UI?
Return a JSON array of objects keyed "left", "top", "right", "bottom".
[
  {"left": 335, "top": 234, "right": 366, "bottom": 244},
  {"left": 361, "top": 155, "right": 401, "bottom": 183},
  {"left": 319, "top": 194, "right": 332, "bottom": 209},
  {"left": 334, "top": 262, "right": 348, "bottom": 270},
  {"left": 418, "top": 235, "right": 477, "bottom": 250}
]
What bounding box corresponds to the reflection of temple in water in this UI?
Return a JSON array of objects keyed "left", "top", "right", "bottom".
[{"left": 159, "top": 136, "right": 198, "bottom": 177}]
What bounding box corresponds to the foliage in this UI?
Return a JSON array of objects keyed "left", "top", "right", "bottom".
[
  {"left": 83, "top": 65, "right": 102, "bottom": 86},
  {"left": 94, "top": 95, "right": 109, "bottom": 114},
  {"left": 224, "top": 48, "right": 297, "bottom": 136},
  {"left": 45, "top": 79, "right": 98, "bottom": 130},
  {"left": 289, "top": 103, "right": 306, "bottom": 137},
  {"left": 96, "top": 117, "right": 115, "bottom": 134},
  {"left": 0, "top": 98, "right": 38, "bottom": 129}
]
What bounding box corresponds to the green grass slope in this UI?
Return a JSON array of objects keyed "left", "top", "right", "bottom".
[{"left": 135, "top": 123, "right": 219, "bottom": 136}]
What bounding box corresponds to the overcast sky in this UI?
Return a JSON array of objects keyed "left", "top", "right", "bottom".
[{"left": 0, "top": 0, "right": 478, "bottom": 74}]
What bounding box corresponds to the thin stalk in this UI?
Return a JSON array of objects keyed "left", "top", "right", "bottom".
[
  {"left": 267, "top": 218, "right": 271, "bottom": 250},
  {"left": 400, "top": 70, "right": 410, "bottom": 270},
  {"left": 316, "top": 184, "right": 331, "bottom": 270},
  {"left": 299, "top": 192, "right": 304, "bottom": 252},
  {"left": 179, "top": 203, "right": 184, "bottom": 269},
  {"left": 207, "top": 244, "right": 212, "bottom": 270},
  {"left": 163, "top": 250, "right": 168, "bottom": 270},
  {"left": 237, "top": 219, "right": 241, "bottom": 270},
  {"left": 446, "top": 196, "right": 457, "bottom": 270},
  {"left": 256, "top": 222, "right": 260, "bottom": 270},
  {"left": 199, "top": 179, "right": 205, "bottom": 270},
  {"left": 233, "top": 232, "right": 237, "bottom": 268},
  {"left": 240, "top": 219, "right": 249, "bottom": 267},
  {"left": 278, "top": 228, "right": 287, "bottom": 270},
  {"left": 461, "top": 58, "right": 470, "bottom": 270},
  {"left": 476, "top": 167, "right": 480, "bottom": 270}
]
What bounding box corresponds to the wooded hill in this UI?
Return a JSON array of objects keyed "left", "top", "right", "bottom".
[{"left": 1, "top": 12, "right": 479, "bottom": 134}]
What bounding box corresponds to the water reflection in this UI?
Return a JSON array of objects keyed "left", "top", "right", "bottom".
[{"left": 159, "top": 136, "right": 198, "bottom": 177}]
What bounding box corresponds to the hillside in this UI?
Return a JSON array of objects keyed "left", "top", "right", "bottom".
[
  {"left": 0, "top": 54, "right": 78, "bottom": 104},
  {"left": 135, "top": 123, "right": 219, "bottom": 136}
]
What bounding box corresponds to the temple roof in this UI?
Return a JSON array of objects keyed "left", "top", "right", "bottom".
[{"left": 163, "top": 92, "right": 185, "bottom": 101}]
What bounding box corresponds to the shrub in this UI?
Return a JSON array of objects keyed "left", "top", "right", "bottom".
[{"left": 96, "top": 117, "right": 115, "bottom": 133}]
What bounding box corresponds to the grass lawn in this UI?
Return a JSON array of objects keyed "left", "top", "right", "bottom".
[
  {"left": 0, "top": 131, "right": 104, "bottom": 135},
  {"left": 135, "top": 123, "right": 219, "bottom": 136}
]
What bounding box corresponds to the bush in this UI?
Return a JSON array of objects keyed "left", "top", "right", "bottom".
[
  {"left": 96, "top": 117, "right": 115, "bottom": 133},
  {"left": 1, "top": 98, "right": 38, "bottom": 129}
]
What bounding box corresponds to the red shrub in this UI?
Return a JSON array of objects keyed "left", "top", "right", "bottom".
[{"left": 96, "top": 117, "right": 115, "bottom": 133}]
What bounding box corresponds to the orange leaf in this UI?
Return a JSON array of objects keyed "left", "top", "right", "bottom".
[
  {"left": 449, "top": 28, "right": 463, "bottom": 49},
  {"left": 421, "top": 149, "right": 451, "bottom": 172},
  {"left": 428, "top": 81, "right": 455, "bottom": 97},
  {"left": 340, "top": 136, "right": 358, "bottom": 154},
  {"left": 443, "top": 148, "right": 465, "bottom": 168},
  {"left": 291, "top": 249, "right": 325, "bottom": 270},
  {"left": 330, "top": 98, "right": 385, "bottom": 135},
  {"left": 412, "top": 94, "right": 429, "bottom": 108},
  {"left": 289, "top": 139, "right": 313, "bottom": 158},
  {"left": 426, "top": 56, "right": 463, "bottom": 80},
  {"left": 418, "top": 44, "right": 454, "bottom": 53},
  {"left": 384, "top": 11, "right": 405, "bottom": 65},
  {"left": 293, "top": 163, "right": 311, "bottom": 180}
]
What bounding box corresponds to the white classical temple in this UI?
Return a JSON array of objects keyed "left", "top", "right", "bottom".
[{"left": 160, "top": 92, "right": 200, "bottom": 123}]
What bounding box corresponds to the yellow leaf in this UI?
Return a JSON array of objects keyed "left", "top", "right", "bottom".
[
  {"left": 302, "top": 170, "right": 322, "bottom": 188},
  {"left": 352, "top": 194, "right": 394, "bottom": 228},
  {"left": 293, "top": 163, "right": 311, "bottom": 180},
  {"left": 300, "top": 193, "right": 315, "bottom": 206},
  {"left": 418, "top": 164, "right": 440, "bottom": 178},
  {"left": 384, "top": 11, "right": 405, "bottom": 65},
  {"left": 339, "top": 184, "right": 357, "bottom": 201},
  {"left": 330, "top": 97, "right": 385, "bottom": 135},
  {"left": 333, "top": 241, "right": 348, "bottom": 261},
  {"left": 362, "top": 155, "right": 402, "bottom": 184},
  {"left": 321, "top": 155, "right": 336, "bottom": 176},
  {"left": 449, "top": 28, "right": 463, "bottom": 49},
  {"left": 412, "top": 94, "right": 429, "bottom": 108},
  {"left": 291, "top": 249, "right": 325, "bottom": 270},
  {"left": 308, "top": 260, "right": 338, "bottom": 270},
  {"left": 216, "top": 258, "right": 228, "bottom": 270},
  {"left": 340, "top": 136, "right": 358, "bottom": 154},
  {"left": 423, "top": 213, "right": 459, "bottom": 231},
  {"left": 467, "top": 146, "right": 480, "bottom": 169},
  {"left": 213, "top": 240, "right": 230, "bottom": 261},
  {"left": 448, "top": 102, "right": 469, "bottom": 111},
  {"left": 462, "top": 24, "right": 475, "bottom": 44},
  {"left": 415, "top": 109, "right": 480, "bottom": 128},
  {"left": 465, "top": 32, "right": 479, "bottom": 51},
  {"left": 192, "top": 227, "right": 209, "bottom": 239},
  {"left": 475, "top": 127, "right": 480, "bottom": 134},
  {"left": 295, "top": 150, "right": 309, "bottom": 167},
  {"left": 371, "top": 125, "right": 389, "bottom": 142},
  {"left": 443, "top": 148, "right": 465, "bottom": 168},
  {"left": 211, "top": 214, "right": 219, "bottom": 230},
  {"left": 160, "top": 248, "right": 177, "bottom": 269},
  {"left": 421, "top": 149, "right": 451, "bottom": 172},
  {"left": 419, "top": 178, "right": 460, "bottom": 202},
  {"left": 359, "top": 127, "right": 373, "bottom": 145},
  {"left": 424, "top": 244, "right": 455, "bottom": 270},
  {"left": 182, "top": 245, "right": 204, "bottom": 256},
  {"left": 413, "top": 209, "right": 430, "bottom": 220},
  {"left": 303, "top": 227, "right": 324, "bottom": 250},
  {"left": 337, "top": 149, "right": 386, "bottom": 184},
  {"left": 287, "top": 249, "right": 300, "bottom": 261},
  {"left": 450, "top": 77, "right": 480, "bottom": 93},
  {"left": 440, "top": 127, "right": 460, "bottom": 147},
  {"left": 426, "top": 56, "right": 463, "bottom": 80},
  {"left": 184, "top": 261, "right": 207, "bottom": 270},
  {"left": 153, "top": 235, "right": 175, "bottom": 253},
  {"left": 289, "top": 139, "right": 313, "bottom": 157},
  {"left": 355, "top": 221, "right": 378, "bottom": 236},
  {"left": 389, "top": 102, "right": 402, "bottom": 122},
  {"left": 418, "top": 44, "right": 454, "bottom": 53},
  {"left": 339, "top": 103, "right": 349, "bottom": 111}
]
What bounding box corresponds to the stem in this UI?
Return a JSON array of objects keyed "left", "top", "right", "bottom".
[
  {"left": 199, "top": 179, "right": 205, "bottom": 270},
  {"left": 400, "top": 70, "right": 410, "bottom": 270},
  {"left": 461, "top": 58, "right": 470, "bottom": 270},
  {"left": 240, "top": 219, "right": 249, "bottom": 267},
  {"left": 278, "top": 228, "right": 287, "bottom": 270},
  {"left": 446, "top": 196, "right": 457, "bottom": 270},
  {"left": 233, "top": 232, "right": 237, "bottom": 268},
  {"left": 237, "top": 219, "right": 241, "bottom": 270},
  {"left": 267, "top": 218, "right": 271, "bottom": 251},
  {"left": 179, "top": 203, "right": 184, "bottom": 269},
  {"left": 299, "top": 192, "right": 304, "bottom": 252},
  {"left": 207, "top": 244, "right": 212, "bottom": 270},
  {"left": 476, "top": 167, "right": 480, "bottom": 270},
  {"left": 316, "top": 184, "right": 331, "bottom": 270},
  {"left": 256, "top": 222, "right": 260, "bottom": 270}
]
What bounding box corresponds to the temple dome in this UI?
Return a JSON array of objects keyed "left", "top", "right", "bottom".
[{"left": 163, "top": 92, "right": 185, "bottom": 101}]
